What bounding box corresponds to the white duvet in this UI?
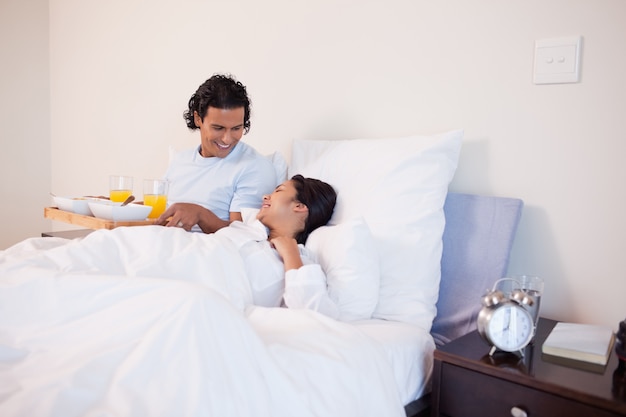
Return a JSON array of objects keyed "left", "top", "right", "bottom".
[{"left": 0, "top": 227, "right": 405, "bottom": 417}]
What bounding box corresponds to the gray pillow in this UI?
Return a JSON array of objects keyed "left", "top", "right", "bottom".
[{"left": 431, "top": 192, "right": 523, "bottom": 346}]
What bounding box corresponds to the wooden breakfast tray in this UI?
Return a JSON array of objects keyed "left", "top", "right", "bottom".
[{"left": 44, "top": 207, "right": 156, "bottom": 230}]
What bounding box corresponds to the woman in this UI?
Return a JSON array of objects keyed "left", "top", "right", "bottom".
[
  {"left": 217, "top": 174, "right": 340, "bottom": 318},
  {"left": 0, "top": 175, "right": 339, "bottom": 318},
  {"left": 2, "top": 174, "right": 339, "bottom": 318}
]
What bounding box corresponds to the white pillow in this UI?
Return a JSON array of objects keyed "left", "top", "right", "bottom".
[
  {"left": 267, "top": 151, "right": 288, "bottom": 185},
  {"left": 305, "top": 217, "right": 380, "bottom": 322},
  {"left": 289, "top": 130, "right": 463, "bottom": 330}
]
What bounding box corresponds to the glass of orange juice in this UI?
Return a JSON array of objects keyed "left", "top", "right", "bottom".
[
  {"left": 109, "top": 175, "right": 133, "bottom": 202},
  {"left": 143, "top": 179, "right": 169, "bottom": 219}
]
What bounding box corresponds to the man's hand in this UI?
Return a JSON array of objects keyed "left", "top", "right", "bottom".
[{"left": 156, "top": 202, "right": 232, "bottom": 234}]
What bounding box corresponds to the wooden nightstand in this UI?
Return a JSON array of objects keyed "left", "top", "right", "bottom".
[
  {"left": 431, "top": 318, "right": 626, "bottom": 417},
  {"left": 41, "top": 229, "right": 93, "bottom": 239}
]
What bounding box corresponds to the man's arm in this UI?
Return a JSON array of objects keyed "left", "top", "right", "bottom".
[{"left": 156, "top": 202, "right": 230, "bottom": 233}]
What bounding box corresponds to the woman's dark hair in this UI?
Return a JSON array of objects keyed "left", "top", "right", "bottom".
[
  {"left": 291, "top": 174, "right": 337, "bottom": 244},
  {"left": 183, "top": 74, "right": 251, "bottom": 134}
]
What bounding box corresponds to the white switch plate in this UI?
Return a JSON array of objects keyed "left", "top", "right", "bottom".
[{"left": 533, "top": 36, "right": 582, "bottom": 84}]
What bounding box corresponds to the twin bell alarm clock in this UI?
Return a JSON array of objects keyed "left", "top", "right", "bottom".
[{"left": 477, "top": 278, "right": 536, "bottom": 356}]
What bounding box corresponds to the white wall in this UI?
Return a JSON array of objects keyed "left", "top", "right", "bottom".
[
  {"left": 4, "top": 0, "right": 625, "bottom": 329},
  {"left": 0, "top": 0, "right": 50, "bottom": 246}
]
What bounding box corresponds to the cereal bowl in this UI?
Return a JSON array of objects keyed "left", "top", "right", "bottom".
[
  {"left": 53, "top": 196, "right": 99, "bottom": 216},
  {"left": 88, "top": 201, "right": 152, "bottom": 221}
]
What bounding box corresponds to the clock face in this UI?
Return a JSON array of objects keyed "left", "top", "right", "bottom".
[{"left": 486, "top": 303, "right": 534, "bottom": 352}]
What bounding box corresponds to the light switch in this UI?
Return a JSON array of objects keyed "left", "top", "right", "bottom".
[{"left": 533, "top": 36, "right": 582, "bottom": 84}]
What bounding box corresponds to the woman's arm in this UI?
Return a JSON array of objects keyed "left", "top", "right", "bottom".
[
  {"left": 271, "top": 237, "right": 340, "bottom": 320},
  {"left": 269, "top": 236, "right": 303, "bottom": 271}
]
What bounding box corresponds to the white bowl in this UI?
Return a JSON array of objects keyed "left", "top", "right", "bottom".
[
  {"left": 88, "top": 200, "right": 152, "bottom": 221},
  {"left": 53, "top": 196, "right": 101, "bottom": 216}
]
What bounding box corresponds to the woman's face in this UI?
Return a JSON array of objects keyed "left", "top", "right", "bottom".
[
  {"left": 194, "top": 106, "right": 245, "bottom": 158},
  {"left": 256, "top": 180, "right": 304, "bottom": 227}
]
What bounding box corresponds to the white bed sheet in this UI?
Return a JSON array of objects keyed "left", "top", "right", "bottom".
[
  {"left": 353, "top": 319, "right": 435, "bottom": 405},
  {"left": 0, "top": 227, "right": 410, "bottom": 417}
]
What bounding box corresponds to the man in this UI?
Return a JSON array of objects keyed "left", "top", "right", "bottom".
[{"left": 157, "top": 74, "right": 277, "bottom": 233}]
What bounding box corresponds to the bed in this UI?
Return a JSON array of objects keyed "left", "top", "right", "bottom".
[{"left": 0, "top": 130, "right": 523, "bottom": 417}]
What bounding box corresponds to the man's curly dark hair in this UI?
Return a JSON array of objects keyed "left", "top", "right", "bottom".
[{"left": 183, "top": 74, "right": 251, "bottom": 134}]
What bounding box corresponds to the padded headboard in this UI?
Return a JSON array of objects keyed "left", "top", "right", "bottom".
[{"left": 430, "top": 192, "right": 524, "bottom": 347}]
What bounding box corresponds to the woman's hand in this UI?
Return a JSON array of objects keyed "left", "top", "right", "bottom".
[{"left": 270, "top": 236, "right": 304, "bottom": 271}]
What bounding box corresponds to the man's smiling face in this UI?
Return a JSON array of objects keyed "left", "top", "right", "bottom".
[{"left": 195, "top": 106, "right": 245, "bottom": 158}]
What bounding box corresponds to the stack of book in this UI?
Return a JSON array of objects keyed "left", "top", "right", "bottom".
[{"left": 542, "top": 322, "right": 615, "bottom": 373}]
